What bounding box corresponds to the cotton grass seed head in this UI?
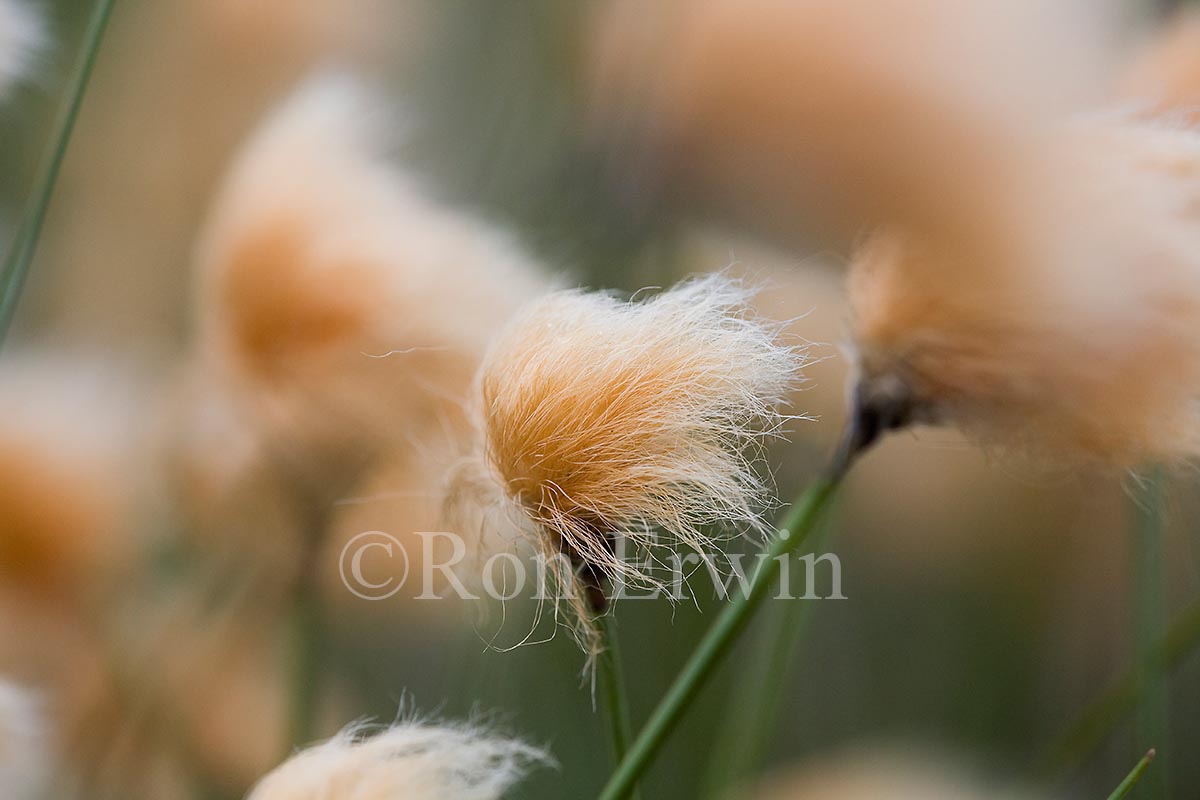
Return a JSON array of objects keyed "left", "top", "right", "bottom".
[
  {"left": 0, "top": 352, "right": 148, "bottom": 602},
  {"left": 0, "top": 0, "right": 42, "bottom": 100},
  {"left": 248, "top": 721, "right": 549, "bottom": 800},
  {"left": 449, "top": 274, "right": 805, "bottom": 653},
  {"left": 190, "top": 72, "right": 546, "bottom": 496},
  {"left": 846, "top": 118, "right": 1200, "bottom": 467}
]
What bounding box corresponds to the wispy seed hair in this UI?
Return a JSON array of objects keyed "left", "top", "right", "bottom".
[
  {"left": 449, "top": 274, "right": 806, "bottom": 654},
  {"left": 248, "top": 720, "right": 550, "bottom": 800}
]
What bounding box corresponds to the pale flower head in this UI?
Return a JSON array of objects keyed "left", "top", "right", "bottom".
[
  {"left": 449, "top": 274, "right": 805, "bottom": 653},
  {"left": 248, "top": 721, "right": 549, "bottom": 800},
  {"left": 847, "top": 117, "right": 1200, "bottom": 467},
  {"left": 186, "top": 72, "right": 546, "bottom": 515},
  {"left": 195, "top": 72, "right": 543, "bottom": 451}
]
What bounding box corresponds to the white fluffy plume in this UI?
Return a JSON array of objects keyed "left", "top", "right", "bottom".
[
  {"left": 248, "top": 721, "right": 550, "bottom": 800},
  {"left": 448, "top": 274, "right": 805, "bottom": 654}
]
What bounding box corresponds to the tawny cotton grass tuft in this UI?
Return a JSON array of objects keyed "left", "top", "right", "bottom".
[
  {"left": 248, "top": 721, "right": 550, "bottom": 800},
  {"left": 0, "top": 680, "right": 49, "bottom": 799},
  {"left": 847, "top": 117, "right": 1200, "bottom": 467},
  {"left": 449, "top": 274, "right": 805, "bottom": 653},
  {"left": 0, "top": 0, "right": 42, "bottom": 100},
  {"left": 633, "top": 0, "right": 1200, "bottom": 469}
]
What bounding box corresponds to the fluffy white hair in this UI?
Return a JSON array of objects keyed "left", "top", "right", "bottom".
[{"left": 248, "top": 721, "right": 550, "bottom": 800}]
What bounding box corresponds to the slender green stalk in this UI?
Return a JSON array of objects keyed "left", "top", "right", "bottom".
[
  {"left": 286, "top": 483, "right": 336, "bottom": 749},
  {"left": 0, "top": 0, "right": 117, "bottom": 345},
  {"left": 1106, "top": 750, "right": 1157, "bottom": 800},
  {"left": 596, "top": 477, "right": 840, "bottom": 800},
  {"left": 1132, "top": 471, "right": 1168, "bottom": 799},
  {"left": 699, "top": 513, "right": 837, "bottom": 800},
  {"left": 597, "top": 613, "right": 641, "bottom": 800},
  {"left": 1037, "top": 601, "right": 1200, "bottom": 778},
  {"left": 288, "top": 584, "right": 324, "bottom": 747}
]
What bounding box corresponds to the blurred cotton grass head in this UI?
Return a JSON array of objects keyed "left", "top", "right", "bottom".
[
  {"left": 0, "top": 680, "right": 49, "bottom": 799},
  {"left": 449, "top": 274, "right": 806, "bottom": 654},
  {"left": 844, "top": 117, "right": 1200, "bottom": 469},
  {"left": 0, "top": 352, "right": 149, "bottom": 605},
  {"left": 186, "top": 71, "right": 547, "bottom": 529},
  {"left": 586, "top": 0, "right": 1116, "bottom": 248},
  {"left": 0, "top": 0, "right": 43, "bottom": 100},
  {"left": 248, "top": 720, "right": 550, "bottom": 800},
  {"left": 660, "top": 0, "right": 1200, "bottom": 470},
  {"left": 753, "top": 750, "right": 1031, "bottom": 800}
]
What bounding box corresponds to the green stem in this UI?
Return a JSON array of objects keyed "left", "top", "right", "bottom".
[
  {"left": 1132, "top": 471, "right": 1168, "bottom": 798},
  {"left": 287, "top": 492, "right": 334, "bottom": 750},
  {"left": 597, "top": 613, "right": 641, "bottom": 800},
  {"left": 0, "top": 0, "right": 117, "bottom": 345},
  {"left": 1037, "top": 601, "right": 1200, "bottom": 778},
  {"left": 1106, "top": 750, "right": 1157, "bottom": 800},
  {"left": 699, "top": 513, "right": 836, "bottom": 800},
  {"left": 288, "top": 582, "right": 324, "bottom": 748},
  {"left": 596, "top": 477, "right": 841, "bottom": 800}
]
